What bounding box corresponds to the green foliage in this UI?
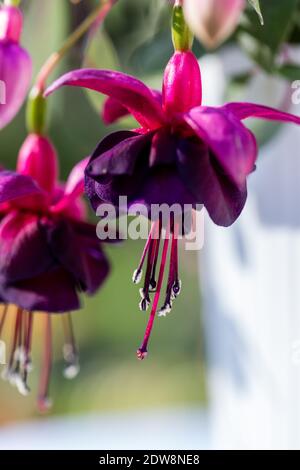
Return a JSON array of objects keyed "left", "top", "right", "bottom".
[
  {"left": 239, "top": 0, "right": 299, "bottom": 72},
  {"left": 277, "top": 63, "right": 300, "bottom": 81},
  {"left": 248, "top": 0, "right": 264, "bottom": 25}
]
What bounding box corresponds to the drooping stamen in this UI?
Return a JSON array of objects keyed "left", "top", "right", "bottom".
[
  {"left": 2, "top": 307, "right": 22, "bottom": 382},
  {"left": 158, "top": 248, "right": 175, "bottom": 317},
  {"left": 149, "top": 222, "right": 162, "bottom": 291},
  {"left": 171, "top": 222, "right": 181, "bottom": 298},
  {"left": 12, "top": 310, "right": 33, "bottom": 396},
  {"left": 22, "top": 312, "right": 34, "bottom": 386},
  {"left": 12, "top": 309, "right": 29, "bottom": 395},
  {"left": 139, "top": 221, "right": 160, "bottom": 311},
  {"left": 1, "top": 307, "right": 32, "bottom": 396},
  {"left": 158, "top": 222, "right": 181, "bottom": 316},
  {"left": 137, "top": 228, "right": 170, "bottom": 360},
  {"left": 62, "top": 313, "right": 80, "bottom": 380},
  {"left": 132, "top": 221, "right": 156, "bottom": 284},
  {"left": 37, "top": 315, "right": 53, "bottom": 413},
  {"left": 139, "top": 237, "right": 155, "bottom": 311}
]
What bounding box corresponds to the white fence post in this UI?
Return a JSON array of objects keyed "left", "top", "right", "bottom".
[
  {"left": 200, "top": 48, "right": 300, "bottom": 450},
  {"left": 201, "top": 105, "right": 300, "bottom": 450}
]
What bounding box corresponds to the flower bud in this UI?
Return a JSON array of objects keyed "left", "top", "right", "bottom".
[
  {"left": 17, "top": 134, "right": 59, "bottom": 195},
  {"left": 0, "top": 4, "right": 22, "bottom": 42},
  {"left": 0, "top": 5, "right": 32, "bottom": 129},
  {"left": 183, "top": 0, "right": 245, "bottom": 49},
  {"left": 163, "top": 50, "right": 202, "bottom": 115}
]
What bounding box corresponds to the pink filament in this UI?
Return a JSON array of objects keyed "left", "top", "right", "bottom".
[{"left": 137, "top": 228, "right": 170, "bottom": 359}]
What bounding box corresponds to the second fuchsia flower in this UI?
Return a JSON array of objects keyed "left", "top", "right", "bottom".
[
  {"left": 0, "top": 3, "right": 32, "bottom": 129},
  {"left": 0, "top": 129, "right": 110, "bottom": 410},
  {"left": 45, "top": 4, "right": 300, "bottom": 359}
]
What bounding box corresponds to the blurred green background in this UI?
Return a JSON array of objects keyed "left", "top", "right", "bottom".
[{"left": 0, "top": 0, "right": 206, "bottom": 424}]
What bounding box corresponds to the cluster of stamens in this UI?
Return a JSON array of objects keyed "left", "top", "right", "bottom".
[
  {"left": 132, "top": 217, "right": 182, "bottom": 360},
  {"left": 0, "top": 305, "right": 79, "bottom": 411}
]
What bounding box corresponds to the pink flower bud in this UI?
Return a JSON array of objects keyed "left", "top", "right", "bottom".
[
  {"left": 183, "top": 0, "right": 245, "bottom": 49},
  {"left": 162, "top": 50, "right": 202, "bottom": 116},
  {"left": 17, "top": 134, "right": 59, "bottom": 195},
  {"left": 0, "top": 5, "right": 22, "bottom": 42},
  {"left": 0, "top": 5, "right": 32, "bottom": 129}
]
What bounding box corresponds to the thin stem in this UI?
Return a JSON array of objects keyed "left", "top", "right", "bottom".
[{"left": 35, "top": 0, "right": 117, "bottom": 92}]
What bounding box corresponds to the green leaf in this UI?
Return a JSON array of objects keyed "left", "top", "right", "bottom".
[
  {"left": 248, "top": 0, "right": 264, "bottom": 25},
  {"left": 277, "top": 63, "right": 300, "bottom": 81},
  {"left": 239, "top": 0, "right": 299, "bottom": 72}
]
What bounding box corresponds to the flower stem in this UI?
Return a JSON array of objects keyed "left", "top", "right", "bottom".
[
  {"left": 35, "top": 0, "right": 117, "bottom": 92},
  {"left": 172, "top": 2, "right": 193, "bottom": 52},
  {"left": 26, "top": 88, "right": 47, "bottom": 135}
]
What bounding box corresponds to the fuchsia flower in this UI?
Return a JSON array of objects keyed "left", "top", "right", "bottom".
[
  {"left": 0, "top": 4, "right": 32, "bottom": 129},
  {"left": 45, "top": 15, "right": 300, "bottom": 359},
  {"left": 0, "top": 133, "right": 110, "bottom": 409},
  {"left": 183, "top": 0, "right": 245, "bottom": 49}
]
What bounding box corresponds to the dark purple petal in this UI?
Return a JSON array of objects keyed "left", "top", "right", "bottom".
[
  {"left": 85, "top": 129, "right": 196, "bottom": 211},
  {"left": 48, "top": 219, "right": 109, "bottom": 295},
  {"left": 0, "top": 212, "right": 54, "bottom": 282},
  {"left": 176, "top": 137, "right": 247, "bottom": 226},
  {"left": 85, "top": 176, "right": 104, "bottom": 213},
  {"left": 184, "top": 106, "right": 257, "bottom": 186},
  {"left": 0, "top": 267, "right": 80, "bottom": 313},
  {"left": 78, "top": 237, "right": 110, "bottom": 295},
  {"left": 134, "top": 166, "right": 196, "bottom": 207},
  {"left": 149, "top": 127, "right": 177, "bottom": 166},
  {"left": 87, "top": 131, "right": 152, "bottom": 178},
  {"left": 85, "top": 131, "right": 152, "bottom": 210},
  {"left": 0, "top": 170, "right": 45, "bottom": 205},
  {"left": 223, "top": 102, "right": 300, "bottom": 125},
  {"left": 45, "top": 69, "right": 165, "bottom": 130}
]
